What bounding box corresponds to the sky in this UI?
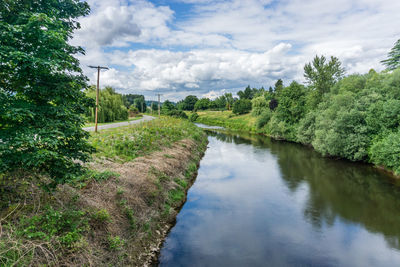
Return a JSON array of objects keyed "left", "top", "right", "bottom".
[{"left": 72, "top": 0, "right": 400, "bottom": 101}]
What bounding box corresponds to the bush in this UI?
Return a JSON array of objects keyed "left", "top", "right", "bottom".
[
  {"left": 233, "top": 99, "right": 252, "bottom": 115},
  {"left": 189, "top": 112, "right": 199, "bottom": 122},
  {"left": 256, "top": 110, "right": 272, "bottom": 129},
  {"left": 251, "top": 96, "right": 268, "bottom": 116},
  {"left": 166, "top": 110, "right": 188, "bottom": 119},
  {"left": 370, "top": 130, "right": 400, "bottom": 174}
]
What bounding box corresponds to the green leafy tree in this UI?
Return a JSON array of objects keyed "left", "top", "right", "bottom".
[
  {"left": 274, "top": 79, "right": 284, "bottom": 94},
  {"left": 224, "top": 93, "right": 234, "bottom": 110},
  {"left": 304, "top": 55, "right": 345, "bottom": 96},
  {"left": 180, "top": 95, "right": 198, "bottom": 111},
  {"left": 194, "top": 98, "right": 211, "bottom": 111},
  {"left": 251, "top": 96, "right": 268, "bottom": 116},
  {"left": 233, "top": 99, "right": 252, "bottom": 115},
  {"left": 85, "top": 86, "right": 128, "bottom": 123},
  {"left": 151, "top": 102, "right": 158, "bottom": 114},
  {"left": 381, "top": 39, "right": 400, "bottom": 70},
  {"left": 161, "top": 100, "right": 176, "bottom": 113},
  {"left": 275, "top": 81, "right": 307, "bottom": 124},
  {"left": 0, "top": 0, "right": 93, "bottom": 184}
]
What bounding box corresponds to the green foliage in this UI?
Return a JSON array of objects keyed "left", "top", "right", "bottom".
[
  {"left": 17, "top": 206, "right": 88, "bottom": 248},
  {"left": 370, "top": 130, "right": 400, "bottom": 174},
  {"left": 256, "top": 110, "right": 272, "bottom": 129},
  {"left": 161, "top": 100, "right": 176, "bottom": 113},
  {"left": 108, "top": 236, "right": 125, "bottom": 251},
  {"left": 251, "top": 96, "right": 268, "bottom": 116},
  {"left": 233, "top": 99, "right": 252, "bottom": 115},
  {"left": 85, "top": 86, "right": 128, "bottom": 123},
  {"left": 122, "top": 94, "right": 146, "bottom": 112},
  {"left": 189, "top": 112, "right": 199, "bottom": 122},
  {"left": 177, "top": 95, "right": 198, "bottom": 111},
  {"left": 0, "top": 0, "right": 93, "bottom": 185},
  {"left": 304, "top": 55, "right": 345, "bottom": 107},
  {"left": 296, "top": 111, "right": 317, "bottom": 144},
  {"left": 194, "top": 98, "right": 211, "bottom": 110},
  {"left": 166, "top": 110, "right": 188, "bottom": 119},
  {"left": 381, "top": 39, "right": 400, "bottom": 70},
  {"left": 91, "top": 209, "right": 111, "bottom": 223},
  {"left": 275, "top": 81, "right": 307, "bottom": 124}
]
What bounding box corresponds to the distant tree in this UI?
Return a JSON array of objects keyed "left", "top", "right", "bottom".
[
  {"left": 180, "top": 95, "right": 199, "bottom": 111},
  {"left": 161, "top": 100, "right": 176, "bottom": 113},
  {"left": 251, "top": 96, "right": 268, "bottom": 116},
  {"left": 304, "top": 55, "right": 345, "bottom": 95},
  {"left": 237, "top": 85, "right": 255, "bottom": 99},
  {"left": 224, "top": 93, "right": 234, "bottom": 110},
  {"left": 194, "top": 98, "right": 211, "bottom": 110},
  {"left": 133, "top": 96, "right": 146, "bottom": 112},
  {"left": 381, "top": 39, "right": 400, "bottom": 70},
  {"left": 275, "top": 81, "right": 307, "bottom": 124},
  {"left": 151, "top": 102, "right": 158, "bottom": 114},
  {"left": 213, "top": 95, "right": 227, "bottom": 109},
  {"left": 122, "top": 94, "right": 145, "bottom": 109},
  {"left": 274, "top": 79, "right": 284, "bottom": 94},
  {"left": 0, "top": 0, "right": 93, "bottom": 185},
  {"left": 233, "top": 99, "right": 252, "bottom": 115},
  {"left": 268, "top": 86, "right": 273, "bottom": 94}
]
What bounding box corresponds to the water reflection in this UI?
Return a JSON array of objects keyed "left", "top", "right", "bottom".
[{"left": 159, "top": 131, "right": 400, "bottom": 266}]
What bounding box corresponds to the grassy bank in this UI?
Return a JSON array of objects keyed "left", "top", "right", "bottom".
[
  {"left": 0, "top": 117, "right": 208, "bottom": 266},
  {"left": 196, "top": 110, "right": 257, "bottom": 132}
]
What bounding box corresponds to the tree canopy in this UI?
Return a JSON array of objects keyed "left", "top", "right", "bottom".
[{"left": 0, "top": 0, "right": 92, "bottom": 185}]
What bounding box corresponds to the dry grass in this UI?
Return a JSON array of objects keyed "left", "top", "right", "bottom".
[{"left": 1, "top": 135, "right": 207, "bottom": 266}]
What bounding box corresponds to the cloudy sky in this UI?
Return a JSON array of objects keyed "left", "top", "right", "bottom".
[{"left": 72, "top": 0, "right": 400, "bottom": 101}]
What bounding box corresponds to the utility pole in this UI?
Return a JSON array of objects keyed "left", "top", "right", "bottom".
[
  {"left": 156, "top": 93, "right": 162, "bottom": 116},
  {"left": 88, "top": 65, "right": 109, "bottom": 132}
]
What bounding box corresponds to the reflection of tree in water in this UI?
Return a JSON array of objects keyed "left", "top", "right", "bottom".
[
  {"left": 208, "top": 130, "right": 400, "bottom": 250},
  {"left": 269, "top": 136, "right": 400, "bottom": 250}
]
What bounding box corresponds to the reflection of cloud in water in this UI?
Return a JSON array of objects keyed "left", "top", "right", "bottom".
[{"left": 160, "top": 133, "right": 400, "bottom": 267}]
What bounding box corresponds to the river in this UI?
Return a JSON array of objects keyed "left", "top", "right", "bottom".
[{"left": 158, "top": 129, "right": 400, "bottom": 266}]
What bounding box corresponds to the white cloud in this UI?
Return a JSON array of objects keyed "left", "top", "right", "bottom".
[{"left": 72, "top": 0, "right": 400, "bottom": 100}]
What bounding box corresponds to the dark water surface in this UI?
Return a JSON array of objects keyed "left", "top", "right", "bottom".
[{"left": 159, "top": 131, "right": 400, "bottom": 267}]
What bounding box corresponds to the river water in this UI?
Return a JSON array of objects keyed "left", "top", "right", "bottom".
[{"left": 158, "top": 130, "right": 400, "bottom": 267}]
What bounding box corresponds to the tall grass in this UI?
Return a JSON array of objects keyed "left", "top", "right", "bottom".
[{"left": 89, "top": 117, "right": 204, "bottom": 161}]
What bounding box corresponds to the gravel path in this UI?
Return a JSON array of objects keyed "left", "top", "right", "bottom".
[{"left": 83, "top": 115, "right": 155, "bottom": 132}]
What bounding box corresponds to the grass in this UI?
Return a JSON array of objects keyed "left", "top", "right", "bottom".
[
  {"left": 1, "top": 116, "right": 208, "bottom": 266},
  {"left": 89, "top": 117, "right": 205, "bottom": 161},
  {"left": 195, "top": 110, "right": 257, "bottom": 132},
  {"left": 83, "top": 116, "right": 143, "bottom": 128}
]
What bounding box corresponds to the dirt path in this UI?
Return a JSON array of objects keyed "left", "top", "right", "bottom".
[{"left": 83, "top": 115, "right": 155, "bottom": 131}]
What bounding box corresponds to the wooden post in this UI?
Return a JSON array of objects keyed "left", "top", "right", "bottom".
[{"left": 88, "top": 65, "right": 109, "bottom": 133}]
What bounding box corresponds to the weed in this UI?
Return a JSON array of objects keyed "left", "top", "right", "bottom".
[
  {"left": 116, "top": 187, "right": 124, "bottom": 195},
  {"left": 91, "top": 209, "right": 111, "bottom": 223},
  {"left": 108, "top": 236, "right": 124, "bottom": 251},
  {"left": 163, "top": 154, "right": 174, "bottom": 158},
  {"left": 174, "top": 178, "right": 188, "bottom": 188},
  {"left": 168, "top": 189, "right": 185, "bottom": 204}
]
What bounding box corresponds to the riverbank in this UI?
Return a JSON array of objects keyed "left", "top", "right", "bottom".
[
  {"left": 0, "top": 117, "right": 208, "bottom": 266},
  {"left": 195, "top": 110, "right": 399, "bottom": 178}
]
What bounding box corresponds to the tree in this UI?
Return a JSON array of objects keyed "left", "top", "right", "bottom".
[
  {"left": 381, "top": 39, "right": 400, "bottom": 70},
  {"left": 180, "top": 95, "right": 198, "bottom": 111},
  {"left": 151, "top": 102, "right": 158, "bottom": 114},
  {"left": 274, "top": 79, "right": 284, "bottom": 94},
  {"left": 224, "top": 93, "right": 234, "bottom": 110},
  {"left": 0, "top": 0, "right": 93, "bottom": 185},
  {"left": 304, "top": 55, "right": 345, "bottom": 96},
  {"left": 237, "top": 85, "right": 254, "bottom": 99},
  {"left": 161, "top": 100, "right": 175, "bottom": 113},
  {"left": 233, "top": 99, "right": 252, "bottom": 115},
  {"left": 194, "top": 98, "right": 211, "bottom": 110}
]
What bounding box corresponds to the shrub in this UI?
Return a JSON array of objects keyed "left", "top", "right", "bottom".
[
  {"left": 233, "top": 99, "right": 252, "bottom": 115},
  {"left": 256, "top": 110, "right": 272, "bottom": 129},
  {"left": 189, "top": 112, "right": 199, "bottom": 122},
  {"left": 167, "top": 110, "right": 188, "bottom": 119},
  {"left": 370, "top": 130, "right": 400, "bottom": 174},
  {"left": 251, "top": 96, "right": 268, "bottom": 116}
]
